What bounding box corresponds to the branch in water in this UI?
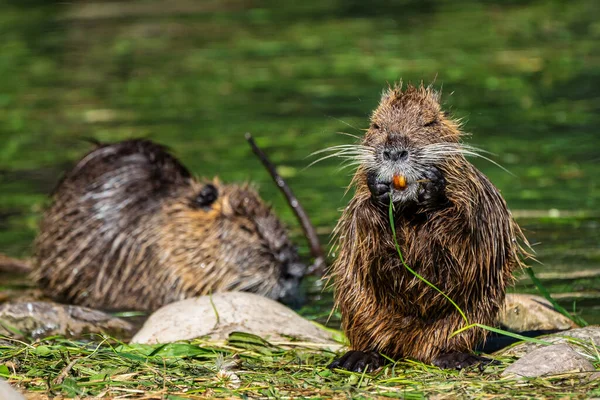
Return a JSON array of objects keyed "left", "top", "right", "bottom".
[
  {"left": 0, "top": 253, "right": 32, "bottom": 274},
  {"left": 245, "top": 133, "right": 326, "bottom": 276}
]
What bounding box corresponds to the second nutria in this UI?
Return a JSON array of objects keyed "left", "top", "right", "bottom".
[
  {"left": 32, "top": 139, "right": 306, "bottom": 311},
  {"left": 328, "top": 83, "right": 529, "bottom": 371}
]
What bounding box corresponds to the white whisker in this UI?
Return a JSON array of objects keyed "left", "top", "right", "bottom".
[
  {"left": 309, "top": 145, "right": 373, "bottom": 156},
  {"left": 419, "top": 142, "right": 513, "bottom": 176},
  {"left": 328, "top": 116, "right": 362, "bottom": 132},
  {"left": 459, "top": 150, "right": 514, "bottom": 176},
  {"left": 336, "top": 132, "right": 363, "bottom": 140},
  {"left": 305, "top": 141, "right": 375, "bottom": 170},
  {"left": 305, "top": 151, "right": 371, "bottom": 169}
]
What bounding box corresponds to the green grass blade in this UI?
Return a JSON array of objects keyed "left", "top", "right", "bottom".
[
  {"left": 451, "top": 323, "right": 552, "bottom": 345},
  {"left": 388, "top": 200, "right": 469, "bottom": 325},
  {"left": 524, "top": 267, "right": 588, "bottom": 327}
]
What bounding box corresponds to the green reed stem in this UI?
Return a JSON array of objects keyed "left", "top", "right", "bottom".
[
  {"left": 524, "top": 267, "right": 588, "bottom": 327},
  {"left": 388, "top": 200, "right": 469, "bottom": 325},
  {"left": 451, "top": 323, "right": 551, "bottom": 345}
]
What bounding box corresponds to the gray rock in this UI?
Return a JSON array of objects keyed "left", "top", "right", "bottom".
[
  {"left": 0, "top": 301, "right": 133, "bottom": 339},
  {"left": 498, "top": 294, "right": 576, "bottom": 332},
  {"left": 499, "top": 325, "right": 600, "bottom": 358},
  {"left": 131, "top": 292, "right": 337, "bottom": 347},
  {"left": 502, "top": 344, "right": 595, "bottom": 378},
  {"left": 0, "top": 380, "right": 25, "bottom": 400}
]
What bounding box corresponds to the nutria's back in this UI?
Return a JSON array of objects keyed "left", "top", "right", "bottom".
[{"left": 33, "top": 139, "right": 306, "bottom": 311}]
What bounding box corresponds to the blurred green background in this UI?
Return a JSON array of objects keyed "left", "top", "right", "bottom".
[{"left": 0, "top": 0, "right": 598, "bottom": 322}]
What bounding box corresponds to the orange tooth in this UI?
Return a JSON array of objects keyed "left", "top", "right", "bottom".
[{"left": 393, "top": 174, "right": 407, "bottom": 190}]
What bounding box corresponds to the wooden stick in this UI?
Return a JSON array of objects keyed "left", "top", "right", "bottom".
[
  {"left": 245, "top": 133, "right": 325, "bottom": 276},
  {"left": 0, "top": 253, "right": 32, "bottom": 274},
  {"left": 53, "top": 358, "right": 78, "bottom": 385}
]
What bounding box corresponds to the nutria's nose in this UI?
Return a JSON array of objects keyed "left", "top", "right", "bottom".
[{"left": 382, "top": 148, "right": 408, "bottom": 162}]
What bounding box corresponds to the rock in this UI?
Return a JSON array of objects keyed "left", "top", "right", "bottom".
[
  {"left": 0, "top": 301, "right": 133, "bottom": 339},
  {"left": 131, "top": 292, "right": 337, "bottom": 347},
  {"left": 498, "top": 326, "right": 600, "bottom": 358},
  {"left": 502, "top": 344, "right": 595, "bottom": 378},
  {"left": 498, "top": 293, "right": 577, "bottom": 332},
  {"left": 0, "top": 380, "right": 25, "bottom": 400}
]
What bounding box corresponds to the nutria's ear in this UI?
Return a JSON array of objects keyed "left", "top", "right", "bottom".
[{"left": 192, "top": 184, "right": 218, "bottom": 209}]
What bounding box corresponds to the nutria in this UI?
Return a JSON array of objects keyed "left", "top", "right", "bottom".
[
  {"left": 32, "top": 139, "right": 306, "bottom": 311},
  {"left": 327, "top": 83, "right": 530, "bottom": 371}
]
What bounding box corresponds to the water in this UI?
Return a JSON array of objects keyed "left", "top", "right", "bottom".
[{"left": 0, "top": 0, "right": 598, "bottom": 324}]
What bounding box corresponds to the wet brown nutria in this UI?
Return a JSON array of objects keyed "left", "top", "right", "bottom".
[
  {"left": 32, "top": 139, "right": 306, "bottom": 311},
  {"left": 327, "top": 83, "right": 529, "bottom": 371}
]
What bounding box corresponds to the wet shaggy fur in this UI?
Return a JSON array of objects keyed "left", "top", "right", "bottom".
[
  {"left": 32, "top": 139, "right": 305, "bottom": 311},
  {"left": 331, "top": 83, "right": 529, "bottom": 367}
]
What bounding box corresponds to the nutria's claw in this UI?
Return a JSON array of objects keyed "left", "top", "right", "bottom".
[
  {"left": 432, "top": 352, "right": 497, "bottom": 370},
  {"left": 366, "top": 171, "right": 391, "bottom": 204},
  {"left": 328, "top": 350, "right": 386, "bottom": 372},
  {"left": 417, "top": 166, "right": 447, "bottom": 208}
]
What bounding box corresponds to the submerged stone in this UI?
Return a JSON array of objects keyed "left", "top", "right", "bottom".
[
  {"left": 0, "top": 301, "right": 133, "bottom": 339},
  {"left": 498, "top": 294, "right": 577, "bottom": 332}
]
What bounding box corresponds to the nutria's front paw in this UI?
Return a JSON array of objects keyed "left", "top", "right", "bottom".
[
  {"left": 432, "top": 352, "right": 497, "bottom": 370},
  {"left": 328, "top": 350, "right": 386, "bottom": 372},
  {"left": 417, "top": 166, "right": 447, "bottom": 208},
  {"left": 366, "top": 171, "right": 391, "bottom": 204}
]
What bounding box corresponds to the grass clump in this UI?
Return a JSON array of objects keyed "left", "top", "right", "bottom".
[{"left": 1, "top": 333, "right": 599, "bottom": 399}]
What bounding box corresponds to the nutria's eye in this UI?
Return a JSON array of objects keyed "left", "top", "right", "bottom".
[
  {"left": 192, "top": 184, "right": 218, "bottom": 209},
  {"left": 423, "top": 119, "right": 438, "bottom": 127},
  {"left": 371, "top": 123, "right": 380, "bottom": 130},
  {"left": 239, "top": 224, "right": 254, "bottom": 234}
]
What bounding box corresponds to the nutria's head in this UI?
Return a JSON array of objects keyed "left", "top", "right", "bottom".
[
  {"left": 357, "top": 83, "right": 465, "bottom": 205},
  {"left": 169, "top": 180, "right": 307, "bottom": 307}
]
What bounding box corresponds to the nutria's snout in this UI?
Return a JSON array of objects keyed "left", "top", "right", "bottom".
[
  {"left": 366, "top": 144, "right": 449, "bottom": 207},
  {"left": 192, "top": 183, "right": 218, "bottom": 209},
  {"left": 382, "top": 148, "right": 409, "bottom": 162},
  {"left": 367, "top": 174, "right": 421, "bottom": 205},
  {"left": 278, "top": 260, "right": 307, "bottom": 308},
  {"left": 366, "top": 144, "right": 422, "bottom": 205},
  {"left": 367, "top": 166, "right": 447, "bottom": 207}
]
